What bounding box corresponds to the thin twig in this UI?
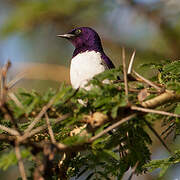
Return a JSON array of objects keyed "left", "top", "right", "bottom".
[
  {"left": 144, "top": 119, "right": 172, "bottom": 154},
  {"left": 133, "top": 70, "right": 162, "bottom": 91},
  {"left": 122, "top": 47, "right": 129, "bottom": 98},
  {"left": 18, "top": 114, "right": 70, "bottom": 142},
  {"left": 15, "top": 143, "right": 27, "bottom": 180},
  {"left": 0, "top": 62, "right": 21, "bottom": 134},
  {"left": 127, "top": 50, "right": 136, "bottom": 75},
  {"left": 24, "top": 86, "right": 77, "bottom": 134},
  {"left": 7, "top": 71, "right": 26, "bottom": 89},
  {"left": 1, "top": 103, "right": 21, "bottom": 134},
  {"left": 45, "top": 112, "right": 56, "bottom": 143},
  {"left": 24, "top": 96, "right": 56, "bottom": 133},
  {"left": 129, "top": 88, "right": 158, "bottom": 94},
  {"left": 89, "top": 114, "right": 137, "bottom": 142},
  {"left": 0, "top": 61, "right": 11, "bottom": 102},
  {"left": 131, "top": 106, "right": 180, "bottom": 118},
  {"left": 8, "top": 92, "right": 24, "bottom": 109},
  {"left": 0, "top": 124, "right": 20, "bottom": 136}
]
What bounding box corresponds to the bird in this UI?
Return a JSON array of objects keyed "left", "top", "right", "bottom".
[{"left": 57, "top": 27, "right": 115, "bottom": 90}]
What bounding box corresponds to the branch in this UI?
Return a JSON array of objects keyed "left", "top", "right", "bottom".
[
  {"left": 15, "top": 143, "right": 27, "bottom": 180},
  {"left": 142, "top": 90, "right": 180, "bottom": 108},
  {"left": 0, "top": 124, "right": 19, "bottom": 136},
  {"left": 122, "top": 47, "right": 129, "bottom": 98},
  {"left": 132, "top": 70, "right": 162, "bottom": 92},
  {"left": 89, "top": 114, "right": 137, "bottom": 142},
  {"left": 18, "top": 114, "right": 70, "bottom": 142},
  {"left": 45, "top": 113, "right": 56, "bottom": 143},
  {"left": 24, "top": 96, "right": 56, "bottom": 133},
  {"left": 131, "top": 106, "right": 180, "bottom": 118},
  {"left": 0, "top": 61, "right": 11, "bottom": 102}
]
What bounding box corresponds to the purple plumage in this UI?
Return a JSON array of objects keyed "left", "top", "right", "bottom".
[
  {"left": 57, "top": 27, "right": 115, "bottom": 89},
  {"left": 69, "top": 27, "right": 115, "bottom": 69}
]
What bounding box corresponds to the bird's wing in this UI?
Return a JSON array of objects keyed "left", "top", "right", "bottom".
[{"left": 101, "top": 53, "right": 115, "bottom": 69}]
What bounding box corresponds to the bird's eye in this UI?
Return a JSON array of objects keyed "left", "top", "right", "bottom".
[{"left": 75, "top": 29, "right": 82, "bottom": 35}]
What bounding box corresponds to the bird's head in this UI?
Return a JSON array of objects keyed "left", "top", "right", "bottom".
[{"left": 57, "top": 27, "right": 103, "bottom": 51}]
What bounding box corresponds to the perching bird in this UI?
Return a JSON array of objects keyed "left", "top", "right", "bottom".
[{"left": 57, "top": 27, "right": 115, "bottom": 89}]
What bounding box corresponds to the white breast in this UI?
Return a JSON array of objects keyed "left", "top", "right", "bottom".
[{"left": 70, "top": 50, "right": 108, "bottom": 89}]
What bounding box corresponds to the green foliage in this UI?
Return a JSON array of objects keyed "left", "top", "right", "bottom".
[
  {"left": 0, "top": 61, "right": 179, "bottom": 179},
  {"left": 142, "top": 60, "right": 180, "bottom": 88},
  {"left": 144, "top": 149, "right": 180, "bottom": 178},
  {"left": 140, "top": 60, "right": 180, "bottom": 178}
]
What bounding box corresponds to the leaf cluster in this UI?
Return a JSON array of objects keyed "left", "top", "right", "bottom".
[{"left": 0, "top": 61, "right": 179, "bottom": 179}]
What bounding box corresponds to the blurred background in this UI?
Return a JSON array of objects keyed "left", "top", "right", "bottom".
[{"left": 0, "top": 0, "right": 180, "bottom": 179}]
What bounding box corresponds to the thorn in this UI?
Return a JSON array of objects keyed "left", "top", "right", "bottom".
[{"left": 127, "top": 50, "right": 136, "bottom": 75}]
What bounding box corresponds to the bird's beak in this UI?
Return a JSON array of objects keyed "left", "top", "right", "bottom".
[{"left": 56, "top": 33, "right": 76, "bottom": 39}]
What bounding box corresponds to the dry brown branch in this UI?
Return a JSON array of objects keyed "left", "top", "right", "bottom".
[
  {"left": 0, "top": 62, "right": 22, "bottom": 133},
  {"left": 15, "top": 143, "right": 27, "bottom": 180},
  {"left": 0, "top": 124, "right": 20, "bottom": 136},
  {"left": 0, "top": 134, "right": 16, "bottom": 142},
  {"left": 89, "top": 114, "right": 137, "bottom": 142},
  {"left": 129, "top": 88, "right": 158, "bottom": 94},
  {"left": 122, "top": 47, "right": 129, "bottom": 98},
  {"left": 0, "top": 61, "right": 11, "bottom": 101},
  {"left": 0, "top": 134, "right": 46, "bottom": 153},
  {"left": 131, "top": 105, "right": 180, "bottom": 118},
  {"left": 18, "top": 114, "right": 70, "bottom": 142},
  {"left": 0, "top": 134, "right": 83, "bottom": 154},
  {"left": 45, "top": 112, "right": 56, "bottom": 143},
  {"left": 132, "top": 70, "right": 162, "bottom": 92},
  {"left": 142, "top": 90, "right": 180, "bottom": 108}
]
